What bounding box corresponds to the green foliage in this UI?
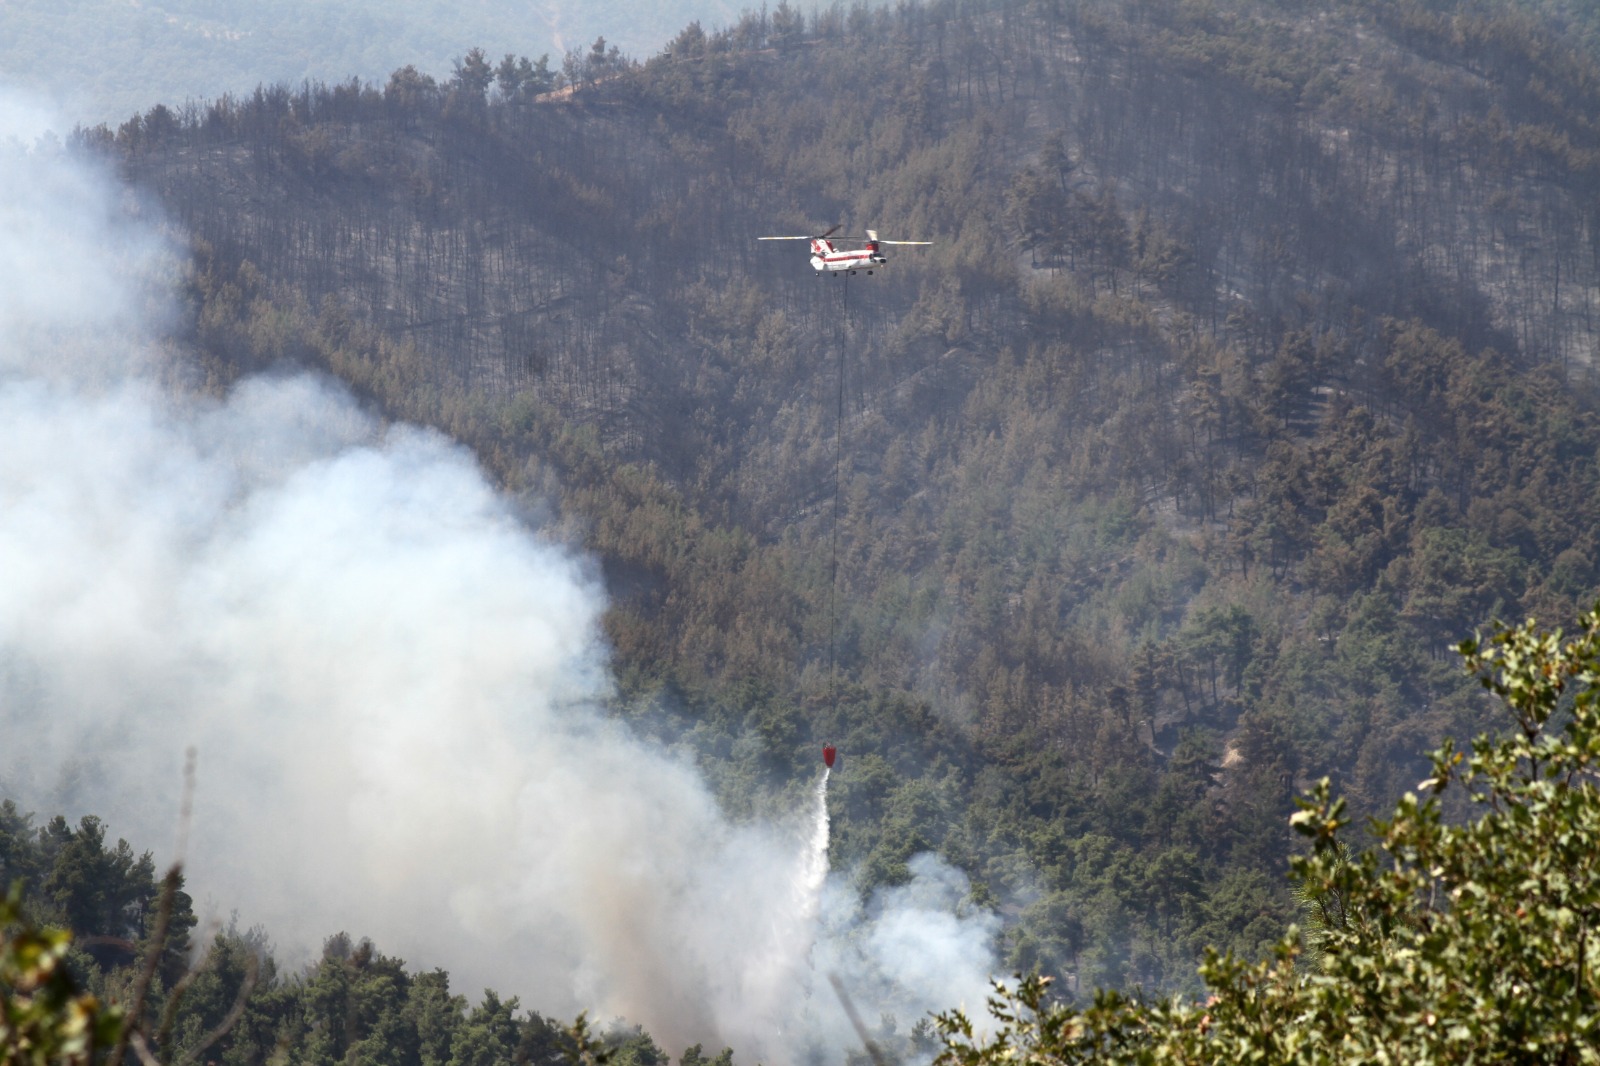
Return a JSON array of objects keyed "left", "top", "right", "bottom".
[
  {"left": 0, "top": 883, "right": 125, "bottom": 1064},
  {"left": 0, "top": 816, "right": 629, "bottom": 1064},
  {"left": 936, "top": 606, "right": 1600, "bottom": 1063}
]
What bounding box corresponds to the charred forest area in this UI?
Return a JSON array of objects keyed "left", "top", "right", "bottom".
[{"left": 39, "top": 0, "right": 1600, "bottom": 1016}]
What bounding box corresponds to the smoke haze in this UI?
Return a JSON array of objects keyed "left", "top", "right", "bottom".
[{"left": 0, "top": 102, "right": 998, "bottom": 1063}]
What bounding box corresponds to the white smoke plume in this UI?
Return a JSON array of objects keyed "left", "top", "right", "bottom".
[{"left": 0, "top": 100, "right": 1000, "bottom": 1063}]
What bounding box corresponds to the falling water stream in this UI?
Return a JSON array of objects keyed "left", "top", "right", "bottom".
[{"left": 800, "top": 768, "right": 832, "bottom": 929}]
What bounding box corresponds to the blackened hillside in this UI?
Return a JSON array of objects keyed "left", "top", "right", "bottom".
[{"left": 88, "top": 0, "right": 1600, "bottom": 992}]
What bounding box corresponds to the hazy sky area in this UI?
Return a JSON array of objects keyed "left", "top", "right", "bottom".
[
  {"left": 0, "top": 0, "right": 748, "bottom": 126},
  {"left": 0, "top": 97, "right": 998, "bottom": 1062}
]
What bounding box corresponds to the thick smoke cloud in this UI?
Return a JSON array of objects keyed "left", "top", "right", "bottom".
[{"left": 0, "top": 101, "right": 999, "bottom": 1065}]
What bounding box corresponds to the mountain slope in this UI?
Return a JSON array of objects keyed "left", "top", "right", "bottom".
[{"left": 85, "top": 0, "right": 1600, "bottom": 992}]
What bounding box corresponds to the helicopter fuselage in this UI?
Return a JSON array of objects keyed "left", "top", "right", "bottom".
[
  {"left": 810, "top": 238, "right": 887, "bottom": 273},
  {"left": 758, "top": 229, "right": 926, "bottom": 271}
]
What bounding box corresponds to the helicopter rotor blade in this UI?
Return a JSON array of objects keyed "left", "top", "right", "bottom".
[
  {"left": 759, "top": 224, "right": 845, "bottom": 241},
  {"left": 875, "top": 239, "right": 932, "bottom": 245}
]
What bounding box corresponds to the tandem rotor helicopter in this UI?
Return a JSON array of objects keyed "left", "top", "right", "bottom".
[{"left": 758, "top": 224, "right": 930, "bottom": 275}]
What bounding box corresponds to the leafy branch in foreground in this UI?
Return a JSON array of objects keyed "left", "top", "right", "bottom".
[
  {"left": 1, "top": 882, "right": 125, "bottom": 1065},
  {"left": 935, "top": 605, "right": 1600, "bottom": 1065},
  {"left": 1, "top": 855, "right": 256, "bottom": 1066}
]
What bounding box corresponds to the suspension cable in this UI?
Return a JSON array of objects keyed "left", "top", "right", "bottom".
[{"left": 827, "top": 279, "right": 849, "bottom": 714}]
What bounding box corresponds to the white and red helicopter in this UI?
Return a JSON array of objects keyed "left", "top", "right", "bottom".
[{"left": 759, "top": 225, "right": 930, "bottom": 275}]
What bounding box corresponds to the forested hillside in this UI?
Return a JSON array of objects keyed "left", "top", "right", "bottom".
[
  {"left": 69, "top": 0, "right": 1600, "bottom": 999},
  {"left": 0, "top": 803, "right": 656, "bottom": 1065}
]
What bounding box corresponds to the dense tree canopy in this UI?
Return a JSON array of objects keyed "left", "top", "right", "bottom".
[
  {"left": 46, "top": 0, "right": 1600, "bottom": 1013},
  {"left": 936, "top": 605, "right": 1600, "bottom": 1063},
  {"left": 10, "top": 609, "right": 1600, "bottom": 1061},
  {"left": 1, "top": 821, "right": 635, "bottom": 1066}
]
